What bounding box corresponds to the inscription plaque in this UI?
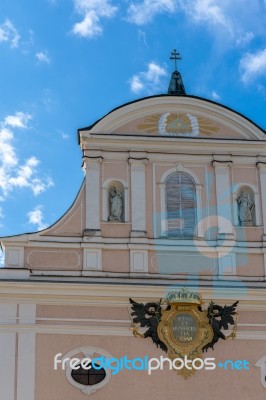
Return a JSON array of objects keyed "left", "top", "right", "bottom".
[{"left": 172, "top": 313, "right": 197, "bottom": 343}]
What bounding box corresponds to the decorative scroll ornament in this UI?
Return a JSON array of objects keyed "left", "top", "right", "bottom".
[{"left": 129, "top": 288, "right": 238, "bottom": 378}]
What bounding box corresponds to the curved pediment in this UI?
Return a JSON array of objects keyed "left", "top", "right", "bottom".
[{"left": 84, "top": 95, "right": 265, "bottom": 141}]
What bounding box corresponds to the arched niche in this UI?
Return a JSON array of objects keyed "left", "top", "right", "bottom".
[
  {"left": 102, "top": 179, "right": 128, "bottom": 223},
  {"left": 236, "top": 185, "right": 256, "bottom": 226}
]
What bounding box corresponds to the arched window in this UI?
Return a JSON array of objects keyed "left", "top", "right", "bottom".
[{"left": 166, "top": 172, "right": 196, "bottom": 238}]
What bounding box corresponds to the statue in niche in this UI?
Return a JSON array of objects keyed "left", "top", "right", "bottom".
[
  {"left": 109, "top": 186, "right": 123, "bottom": 222},
  {"left": 237, "top": 189, "right": 254, "bottom": 226}
]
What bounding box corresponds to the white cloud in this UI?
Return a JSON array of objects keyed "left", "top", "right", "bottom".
[
  {"left": 42, "top": 89, "right": 57, "bottom": 112},
  {"left": 58, "top": 130, "right": 69, "bottom": 140},
  {"left": 36, "top": 51, "right": 50, "bottom": 64},
  {"left": 211, "top": 90, "right": 221, "bottom": 100},
  {"left": 128, "top": 0, "right": 265, "bottom": 45},
  {"left": 177, "top": 0, "right": 232, "bottom": 32},
  {"left": 240, "top": 49, "right": 266, "bottom": 83},
  {"left": 27, "top": 206, "right": 48, "bottom": 231},
  {"left": 236, "top": 31, "right": 254, "bottom": 47},
  {"left": 138, "top": 30, "right": 148, "bottom": 47},
  {"left": 4, "top": 111, "right": 32, "bottom": 129},
  {"left": 72, "top": 0, "right": 117, "bottom": 38},
  {"left": 127, "top": 0, "right": 176, "bottom": 25},
  {"left": 129, "top": 62, "right": 167, "bottom": 94},
  {"left": 127, "top": 0, "right": 232, "bottom": 31},
  {"left": 0, "top": 112, "right": 54, "bottom": 197},
  {"left": 0, "top": 18, "right": 20, "bottom": 48}
]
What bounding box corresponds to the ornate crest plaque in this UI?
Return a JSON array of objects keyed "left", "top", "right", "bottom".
[
  {"left": 157, "top": 290, "right": 213, "bottom": 377},
  {"left": 129, "top": 288, "right": 238, "bottom": 378}
]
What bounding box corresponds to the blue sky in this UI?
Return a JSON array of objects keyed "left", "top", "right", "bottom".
[{"left": 0, "top": 0, "right": 266, "bottom": 263}]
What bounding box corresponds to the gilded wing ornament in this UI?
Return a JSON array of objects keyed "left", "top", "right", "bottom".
[
  {"left": 129, "top": 298, "right": 168, "bottom": 352},
  {"left": 203, "top": 301, "right": 238, "bottom": 352}
]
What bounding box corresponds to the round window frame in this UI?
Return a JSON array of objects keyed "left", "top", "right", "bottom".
[{"left": 63, "top": 346, "right": 113, "bottom": 395}]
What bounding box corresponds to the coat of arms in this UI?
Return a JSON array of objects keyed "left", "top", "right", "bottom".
[{"left": 129, "top": 288, "right": 238, "bottom": 378}]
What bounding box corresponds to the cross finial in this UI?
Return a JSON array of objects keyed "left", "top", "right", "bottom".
[{"left": 170, "top": 49, "right": 182, "bottom": 71}]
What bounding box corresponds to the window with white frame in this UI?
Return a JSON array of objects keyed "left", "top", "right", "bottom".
[
  {"left": 165, "top": 172, "right": 196, "bottom": 238},
  {"left": 63, "top": 346, "right": 113, "bottom": 396}
]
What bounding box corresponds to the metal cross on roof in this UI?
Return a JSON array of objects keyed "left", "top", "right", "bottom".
[{"left": 170, "top": 49, "right": 182, "bottom": 71}]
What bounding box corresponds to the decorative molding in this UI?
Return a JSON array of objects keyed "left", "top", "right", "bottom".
[
  {"left": 83, "top": 157, "right": 103, "bottom": 171},
  {"left": 218, "top": 252, "right": 236, "bottom": 276},
  {"left": 1, "top": 282, "right": 266, "bottom": 309},
  {"left": 255, "top": 356, "right": 266, "bottom": 388},
  {"left": 160, "top": 166, "right": 201, "bottom": 185},
  {"left": 5, "top": 246, "right": 24, "bottom": 268},
  {"left": 128, "top": 158, "right": 147, "bottom": 171},
  {"left": 257, "top": 162, "right": 266, "bottom": 174},
  {"left": 212, "top": 160, "right": 232, "bottom": 174},
  {"left": 27, "top": 250, "right": 81, "bottom": 270},
  {"left": 0, "top": 323, "right": 265, "bottom": 340},
  {"left": 63, "top": 346, "right": 113, "bottom": 395},
  {"left": 86, "top": 96, "right": 265, "bottom": 140},
  {"left": 83, "top": 249, "right": 102, "bottom": 271},
  {"left": 130, "top": 250, "right": 148, "bottom": 272}
]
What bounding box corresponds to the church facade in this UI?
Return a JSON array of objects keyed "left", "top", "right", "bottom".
[{"left": 1, "top": 72, "right": 266, "bottom": 399}]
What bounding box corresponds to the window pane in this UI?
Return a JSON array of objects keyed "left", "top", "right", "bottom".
[
  {"left": 71, "top": 364, "right": 106, "bottom": 386},
  {"left": 166, "top": 172, "right": 196, "bottom": 237}
]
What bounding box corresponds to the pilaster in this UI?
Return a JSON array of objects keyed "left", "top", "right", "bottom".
[
  {"left": 213, "top": 161, "right": 234, "bottom": 239},
  {"left": 84, "top": 157, "right": 103, "bottom": 235},
  {"left": 129, "top": 157, "right": 148, "bottom": 237}
]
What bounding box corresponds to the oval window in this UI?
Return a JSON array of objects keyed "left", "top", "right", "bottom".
[{"left": 71, "top": 363, "right": 106, "bottom": 386}]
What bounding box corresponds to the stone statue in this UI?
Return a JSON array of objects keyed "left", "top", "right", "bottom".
[
  {"left": 109, "top": 186, "right": 123, "bottom": 222},
  {"left": 237, "top": 190, "right": 254, "bottom": 226}
]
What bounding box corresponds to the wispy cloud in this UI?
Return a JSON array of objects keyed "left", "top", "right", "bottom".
[
  {"left": 138, "top": 29, "right": 148, "bottom": 47},
  {"left": 0, "top": 112, "right": 54, "bottom": 197},
  {"left": 177, "top": 0, "right": 232, "bottom": 32},
  {"left": 129, "top": 62, "right": 167, "bottom": 94},
  {"left": 72, "top": 0, "right": 118, "bottom": 38},
  {"left": 126, "top": 1, "right": 266, "bottom": 47},
  {"left": 240, "top": 49, "right": 266, "bottom": 83},
  {"left": 0, "top": 18, "right": 20, "bottom": 48},
  {"left": 27, "top": 205, "right": 48, "bottom": 231},
  {"left": 211, "top": 90, "right": 221, "bottom": 100},
  {"left": 58, "top": 129, "right": 69, "bottom": 140},
  {"left": 126, "top": 0, "right": 231, "bottom": 31},
  {"left": 127, "top": 0, "right": 176, "bottom": 25},
  {"left": 4, "top": 111, "right": 32, "bottom": 128},
  {"left": 36, "top": 51, "right": 51, "bottom": 64},
  {"left": 42, "top": 89, "right": 57, "bottom": 112},
  {"left": 236, "top": 31, "right": 254, "bottom": 47}
]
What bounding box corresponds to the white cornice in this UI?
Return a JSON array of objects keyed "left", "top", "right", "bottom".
[
  {"left": 0, "top": 323, "right": 264, "bottom": 340},
  {"left": 80, "top": 135, "right": 266, "bottom": 156},
  {"left": 0, "top": 282, "right": 266, "bottom": 310}
]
